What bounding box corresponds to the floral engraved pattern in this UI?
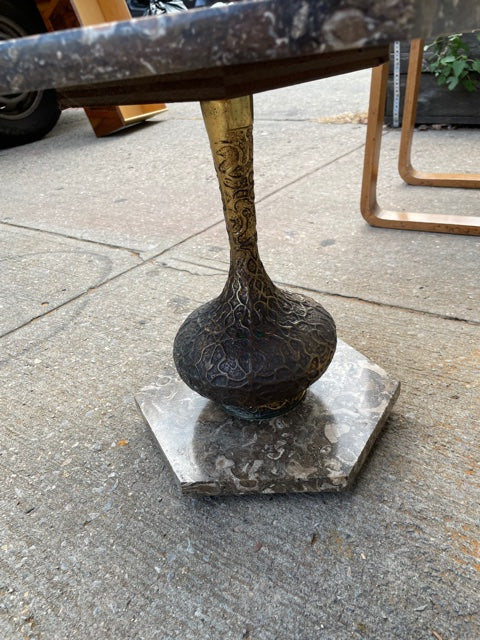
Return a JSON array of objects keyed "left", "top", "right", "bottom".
[{"left": 173, "top": 106, "right": 336, "bottom": 418}]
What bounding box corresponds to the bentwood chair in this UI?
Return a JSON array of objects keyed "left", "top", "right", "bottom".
[{"left": 361, "top": 38, "right": 480, "bottom": 235}]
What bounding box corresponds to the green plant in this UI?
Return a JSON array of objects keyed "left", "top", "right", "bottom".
[{"left": 425, "top": 32, "right": 480, "bottom": 91}]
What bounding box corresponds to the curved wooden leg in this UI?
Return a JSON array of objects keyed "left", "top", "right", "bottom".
[
  {"left": 399, "top": 39, "right": 480, "bottom": 189},
  {"left": 361, "top": 63, "right": 390, "bottom": 229},
  {"left": 361, "top": 61, "right": 480, "bottom": 235}
]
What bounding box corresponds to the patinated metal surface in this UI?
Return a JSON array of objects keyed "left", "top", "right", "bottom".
[
  {"left": 1, "top": 1, "right": 480, "bottom": 98},
  {"left": 173, "top": 96, "right": 336, "bottom": 418}
]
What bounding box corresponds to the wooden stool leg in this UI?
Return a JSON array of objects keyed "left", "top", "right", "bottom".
[
  {"left": 360, "top": 61, "right": 480, "bottom": 235},
  {"left": 399, "top": 39, "right": 480, "bottom": 188},
  {"left": 360, "top": 63, "right": 389, "bottom": 229}
]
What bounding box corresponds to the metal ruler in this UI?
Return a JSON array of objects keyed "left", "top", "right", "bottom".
[{"left": 393, "top": 41, "right": 401, "bottom": 128}]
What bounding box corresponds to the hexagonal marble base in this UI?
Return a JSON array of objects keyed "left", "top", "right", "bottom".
[{"left": 135, "top": 340, "right": 400, "bottom": 496}]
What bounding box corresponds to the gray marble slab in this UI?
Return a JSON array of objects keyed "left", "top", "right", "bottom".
[
  {"left": 1, "top": 1, "right": 479, "bottom": 95},
  {"left": 136, "top": 339, "right": 400, "bottom": 496}
]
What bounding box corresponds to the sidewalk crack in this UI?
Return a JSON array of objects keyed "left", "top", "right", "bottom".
[{"left": 0, "top": 220, "right": 142, "bottom": 257}]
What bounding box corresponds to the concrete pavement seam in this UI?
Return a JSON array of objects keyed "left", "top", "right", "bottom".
[
  {"left": 0, "top": 220, "right": 143, "bottom": 257},
  {"left": 139, "top": 257, "right": 480, "bottom": 328},
  {"left": 2, "top": 129, "right": 389, "bottom": 255},
  {"left": 2, "top": 130, "right": 406, "bottom": 339},
  {"left": 0, "top": 221, "right": 223, "bottom": 341}
]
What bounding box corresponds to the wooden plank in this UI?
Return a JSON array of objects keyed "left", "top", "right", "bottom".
[
  {"left": 95, "top": 0, "right": 132, "bottom": 23},
  {"left": 34, "top": 0, "right": 167, "bottom": 136},
  {"left": 117, "top": 104, "right": 167, "bottom": 121},
  {"left": 71, "top": 0, "right": 131, "bottom": 25},
  {"left": 70, "top": 0, "right": 104, "bottom": 25},
  {"left": 42, "top": 0, "right": 80, "bottom": 31},
  {"left": 84, "top": 104, "right": 167, "bottom": 135}
]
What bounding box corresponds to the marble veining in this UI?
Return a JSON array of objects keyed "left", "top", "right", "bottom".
[
  {"left": 1, "top": 1, "right": 480, "bottom": 95},
  {"left": 136, "top": 339, "right": 400, "bottom": 496}
]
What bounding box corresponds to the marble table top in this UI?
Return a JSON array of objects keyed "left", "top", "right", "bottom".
[{"left": 1, "top": 1, "right": 480, "bottom": 99}]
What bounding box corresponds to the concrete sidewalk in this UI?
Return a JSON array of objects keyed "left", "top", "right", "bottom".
[{"left": 1, "top": 70, "right": 479, "bottom": 640}]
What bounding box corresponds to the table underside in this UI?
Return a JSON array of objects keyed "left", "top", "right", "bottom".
[{"left": 58, "top": 46, "right": 389, "bottom": 107}]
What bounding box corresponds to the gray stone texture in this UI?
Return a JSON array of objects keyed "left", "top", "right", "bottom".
[
  {"left": 1, "top": 1, "right": 480, "bottom": 95},
  {"left": 136, "top": 340, "right": 400, "bottom": 495},
  {"left": 1, "top": 73, "right": 479, "bottom": 639},
  {"left": 1, "top": 101, "right": 370, "bottom": 255},
  {"left": 0, "top": 225, "right": 140, "bottom": 335},
  {"left": 167, "top": 124, "right": 480, "bottom": 323}
]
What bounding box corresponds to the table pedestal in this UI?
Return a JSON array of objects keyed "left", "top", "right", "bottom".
[
  {"left": 137, "top": 95, "right": 399, "bottom": 496},
  {"left": 136, "top": 340, "right": 399, "bottom": 496},
  {"left": 173, "top": 96, "right": 337, "bottom": 419}
]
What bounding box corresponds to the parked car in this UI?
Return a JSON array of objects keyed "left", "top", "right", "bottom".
[
  {"left": 0, "top": 0, "right": 61, "bottom": 148},
  {"left": 0, "top": 0, "right": 226, "bottom": 148}
]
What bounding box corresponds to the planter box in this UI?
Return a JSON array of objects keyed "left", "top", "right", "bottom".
[{"left": 385, "top": 36, "right": 480, "bottom": 126}]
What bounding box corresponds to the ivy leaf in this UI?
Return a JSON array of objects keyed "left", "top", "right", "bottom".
[
  {"left": 423, "top": 31, "right": 480, "bottom": 92},
  {"left": 463, "top": 76, "right": 477, "bottom": 92},
  {"left": 453, "top": 59, "right": 468, "bottom": 77},
  {"left": 447, "top": 75, "right": 459, "bottom": 90}
]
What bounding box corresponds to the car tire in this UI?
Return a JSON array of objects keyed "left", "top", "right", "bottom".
[{"left": 0, "top": 0, "right": 61, "bottom": 148}]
